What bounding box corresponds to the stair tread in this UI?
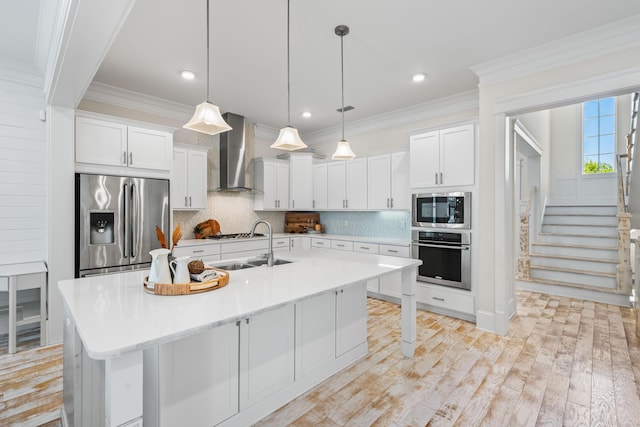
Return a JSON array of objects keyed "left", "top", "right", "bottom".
[
  {"left": 517, "top": 277, "right": 620, "bottom": 294},
  {"left": 542, "top": 223, "right": 617, "bottom": 228},
  {"left": 531, "top": 242, "right": 617, "bottom": 250},
  {"left": 530, "top": 264, "right": 616, "bottom": 278},
  {"left": 546, "top": 205, "right": 616, "bottom": 208},
  {"left": 539, "top": 232, "right": 617, "bottom": 238},
  {"left": 529, "top": 253, "right": 618, "bottom": 264},
  {"left": 544, "top": 213, "right": 617, "bottom": 217}
]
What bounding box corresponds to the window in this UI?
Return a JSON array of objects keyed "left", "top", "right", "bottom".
[{"left": 583, "top": 97, "right": 616, "bottom": 174}]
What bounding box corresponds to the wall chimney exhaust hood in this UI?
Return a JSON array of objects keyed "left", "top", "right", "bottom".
[{"left": 215, "top": 112, "right": 253, "bottom": 192}]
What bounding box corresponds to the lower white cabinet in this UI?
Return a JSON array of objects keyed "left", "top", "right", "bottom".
[
  {"left": 416, "top": 283, "right": 475, "bottom": 316},
  {"left": 239, "top": 304, "right": 295, "bottom": 410},
  {"left": 146, "top": 321, "right": 240, "bottom": 427},
  {"left": 173, "top": 242, "right": 221, "bottom": 264},
  {"left": 336, "top": 282, "right": 368, "bottom": 357},
  {"left": 295, "top": 292, "right": 336, "bottom": 380},
  {"left": 290, "top": 236, "right": 311, "bottom": 250},
  {"left": 272, "top": 237, "right": 290, "bottom": 253},
  {"left": 220, "top": 240, "right": 269, "bottom": 260}
]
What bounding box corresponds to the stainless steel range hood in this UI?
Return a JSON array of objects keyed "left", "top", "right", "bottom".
[{"left": 216, "top": 112, "right": 252, "bottom": 192}]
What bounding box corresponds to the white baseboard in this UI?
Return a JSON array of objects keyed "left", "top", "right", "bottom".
[
  {"left": 516, "top": 280, "right": 631, "bottom": 306},
  {"left": 475, "top": 310, "right": 496, "bottom": 334}
]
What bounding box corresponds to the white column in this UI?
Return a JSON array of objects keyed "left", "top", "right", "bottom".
[{"left": 400, "top": 266, "right": 417, "bottom": 358}]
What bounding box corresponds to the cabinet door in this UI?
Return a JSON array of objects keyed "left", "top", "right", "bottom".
[
  {"left": 259, "top": 160, "right": 278, "bottom": 209},
  {"left": 290, "top": 236, "right": 311, "bottom": 250},
  {"left": 239, "top": 304, "right": 295, "bottom": 410},
  {"left": 336, "top": 282, "right": 367, "bottom": 357},
  {"left": 186, "top": 150, "right": 207, "bottom": 209},
  {"left": 127, "top": 126, "right": 172, "bottom": 171},
  {"left": 391, "top": 151, "right": 410, "bottom": 210},
  {"left": 327, "top": 161, "right": 346, "bottom": 209},
  {"left": 440, "top": 124, "right": 474, "bottom": 187},
  {"left": 289, "top": 154, "right": 313, "bottom": 210},
  {"left": 171, "top": 148, "right": 188, "bottom": 209},
  {"left": 276, "top": 161, "right": 290, "bottom": 210},
  {"left": 367, "top": 155, "right": 391, "bottom": 209},
  {"left": 346, "top": 158, "right": 367, "bottom": 209},
  {"left": 410, "top": 131, "right": 440, "bottom": 188},
  {"left": 155, "top": 322, "right": 239, "bottom": 427},
  {"left": 295, "top": 292, "right": 336, "bottom": 380},
  {"left": 76, "top": 117, "right": 127, "bottom": 167},
  {"left": 312, "top": 163, "right": 328, "bottom": 209}
]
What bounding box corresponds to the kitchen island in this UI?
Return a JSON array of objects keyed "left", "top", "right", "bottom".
[{"left": 59, "top": 248, "right": 420, "bottom": 427}]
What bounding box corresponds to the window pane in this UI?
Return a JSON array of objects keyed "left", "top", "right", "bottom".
[
  {"left": 599, "top": 97, "right": 615, "bottom": 116},
  {"left": 600, "top": 134, "right": 615, "bottom": 153},
  {"left": 584, "top": 137, "right": 599, "bottom": 155},
  {"left": 599, "top": 116, "right": 615, "bottom": 135},
  {"left": 584, "top": 118, "right": 599, "bottom": 137},
  {"left": 584, "top": 100, "right": 599, "bottom": 118},
  {"left": 600, "top": 154, "right": 615, "bottom": 171}
]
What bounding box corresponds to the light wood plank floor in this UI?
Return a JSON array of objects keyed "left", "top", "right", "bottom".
[{"left": 2, "top": 290, "right": 639, "bottom": 426}]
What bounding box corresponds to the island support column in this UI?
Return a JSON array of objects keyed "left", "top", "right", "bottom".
[{"left": 400, "top": 267, "right": 417, "bottom": 357}]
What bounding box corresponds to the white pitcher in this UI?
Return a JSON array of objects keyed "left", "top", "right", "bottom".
[
  {"left": 170, "top": 255, "right": 191, "bottom": 284},
  {"left": 148, "top": 248, "right": 172, "bottom": 285}
]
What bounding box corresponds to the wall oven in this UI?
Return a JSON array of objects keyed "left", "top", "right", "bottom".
[
  {"left": 412, "top": 192, "right": 471, "bottom": 229},
  {"left": 411, "top": 230, "right": 471, "bottom": 290}
]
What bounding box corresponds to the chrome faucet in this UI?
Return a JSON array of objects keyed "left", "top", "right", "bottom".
[{"left": 249, "top": 220, "right": 274, "bottom": 267}]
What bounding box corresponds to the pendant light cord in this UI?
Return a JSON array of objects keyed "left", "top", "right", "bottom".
[
  {"left": 206, "top": 0, "right": 210, "bottom": 103},
  {"left": 286, "top": 0, "right": 291, "bottom": 126},
  {"left": 340, "top": 32, "right": 345, "bottom": 141}
]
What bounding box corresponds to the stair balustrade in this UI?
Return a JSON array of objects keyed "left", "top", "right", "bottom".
[{"left": 517, "top": 186, "right": 536, "bottom": 280}]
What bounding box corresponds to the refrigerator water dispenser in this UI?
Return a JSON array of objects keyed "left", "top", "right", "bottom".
[{"left": 90, "top": 212, "right": 114, "bottom": 245}]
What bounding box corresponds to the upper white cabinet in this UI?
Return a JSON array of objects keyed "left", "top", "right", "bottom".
[
  {"left": 410, "top": 123, "right": 474, "bottom": 188},
  {"left": 289, "top": 153, "right": 313, "bottom": 210},
  {"left": 367, "top": 151, "right": 410, "bottom": 210},
  {"left": 254, "top": 158, "right": 289, "bottom": 210},
  {"left": 172, "top": 144, "right": 208, "bottom": 210},
  {"left": 327, "top": 159, "right": 367, "bottom": 210},
  {"left": 76, "top": 116, "right": 172, "bottom": 171},
  {"left": 312, "top": 163, "right": 328, "bottom": 210}
]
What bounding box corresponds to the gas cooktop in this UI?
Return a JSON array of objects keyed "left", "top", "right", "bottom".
[{"left": 207, "top": 233, "right": 265, "bottom": 240}]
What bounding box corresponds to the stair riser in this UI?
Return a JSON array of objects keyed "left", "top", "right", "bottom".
[
  {"left": 530, "top": 256, "right": 617, "bottom": 274},
  {"left": 531, "top": 245, "right": 618, "bottom": 260},
  {"left": 541, "top": 224, "right": 618, "bottom": 236},
  {"left": 545, "top": 206, "right": 617, "bottom": 215},
  {"left": 543, "top": 216, "right": 618, "bottom": 226},
  {"left": 530, "top": 269, "right": 617, "bottom": 289},
  {"left": 537, "top": 234, "right": 618, "bottom": 246}
]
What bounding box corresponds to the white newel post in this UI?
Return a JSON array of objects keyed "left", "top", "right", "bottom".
[
  {"left": 400, "top": 266, "right": 417, "bottom": 358},
  {"left": 617, "top": 213, "right": 632, "bottom": 296}
]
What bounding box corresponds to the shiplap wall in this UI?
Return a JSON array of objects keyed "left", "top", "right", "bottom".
[{"left": 0, "top": 79, "right": 47, "bottom": 265}]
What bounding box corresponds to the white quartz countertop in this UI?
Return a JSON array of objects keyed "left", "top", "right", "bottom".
[
  {"left": 176, "top": 233, "right": 409, "bottom": 247},
  {"left": 58, "top": 249, "right": 420, "bottom": 360}
]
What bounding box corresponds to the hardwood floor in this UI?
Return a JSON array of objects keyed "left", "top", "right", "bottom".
[{"left": 2, "top": 290, "right": 639, "bottom": 426}]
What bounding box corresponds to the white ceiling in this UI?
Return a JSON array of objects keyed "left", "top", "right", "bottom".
[{"left": 4, "top": 0, "right": 640, "bottom": 135}]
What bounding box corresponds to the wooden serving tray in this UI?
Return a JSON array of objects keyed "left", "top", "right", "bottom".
[{"left": 143, "top": 267, "right": 229, "bottom": 296}]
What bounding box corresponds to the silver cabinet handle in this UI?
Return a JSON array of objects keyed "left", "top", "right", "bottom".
[
  {"left": 390, "top": 198, "right": 394, "bottom": 208},
  {"left": 274, "top": 200, "right": 278, "bottom": 208},
  {"left": 387, "top": 249, "right": 398, "bottom": 253},
  {"left": 360, "top": 246, "right": 370, "bottom": 250},
  {"left": 184, "top": 196, "right": 188, "bottom": 207},
  {"left": 129, "top": 152, "right": 133, "bottom": 165},
  {"left": 336, "top": 244, "right": 345, "bottom": 247},
  {"left": 292, "top": 200, "right": 295, "bottom": 209},
  {"left": 440, "top": 172, "right": 443, "bottom": 184},
  {"left": 189, "top": 196, "right": 192, "bottom": 207},
  {"left": 346, "top": 200, "right": 349, "bottom": 208},
  {"left": 435, "top": 173, "right": 438, "bottom": 185},
  {"left": 432, "top": 297, "right": 445, "bottom": 302},
  {"left": 387, "top": 198, "right": 390, "bottom": 208},
  {"left": 313, "top": 200, "right": 315, "bottom": 208},
  {"left": 193, "top": 250, "right": 205, "bottom": 253},
  {"left": 123, "top": 151, "right": 127, "bottom": 165}
]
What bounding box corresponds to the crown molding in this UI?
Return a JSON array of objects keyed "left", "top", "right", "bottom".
[
  {"left": 300, "top": 89, "right": 479, "bottom": 145},
  {"left": 83, "top": 81, "right": 194, "bottom": 121},
  {"left": 0, "top": 56, "right": 44, "bottom": 88},
  {"left": 253, "top": 123, "right": 279, "bottom": 140},
  {"left": 471, "top": 14, "right": 640, "bottom": 87}
]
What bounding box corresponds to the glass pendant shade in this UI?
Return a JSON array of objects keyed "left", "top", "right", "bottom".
[
  {"left": 332, "top": 139, "right": 356, "bottom": 159},
  {"left": 271, "top": 125, "right": 307, "bottom": 151},
  {"left": 183, "top": 101, "right": 232, "bottom": 135}
]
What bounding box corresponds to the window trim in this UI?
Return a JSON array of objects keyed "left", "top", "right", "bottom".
[{"left": 581, "top": 97, "right": 616, "bottom": 175}]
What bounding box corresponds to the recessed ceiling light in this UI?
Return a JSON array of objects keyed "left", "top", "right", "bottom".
[
  {"left": 302, "top": 111, "right": 312, "bottom": 118},
  {"left": 412, "top": 73, "right": 426, "bottom": 82},
  {"left": 180, "top": 70, "right": 195, "bottom": 80}
]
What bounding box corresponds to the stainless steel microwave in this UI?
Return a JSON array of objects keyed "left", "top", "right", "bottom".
[{"left": 412, "top": 192, "right": 471, "bottom": 229}]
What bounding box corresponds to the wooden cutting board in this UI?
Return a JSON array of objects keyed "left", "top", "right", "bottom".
[{"left": 285, "top": 212, "right": 320, "bottom": 233}]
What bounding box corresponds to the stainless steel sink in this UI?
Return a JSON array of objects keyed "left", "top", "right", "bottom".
[
  {"left": 247, "top": 258, "right": 294, "bottom": 267},
  {"left": 214, "top": 262, "right": 257, "bottom": 270}
]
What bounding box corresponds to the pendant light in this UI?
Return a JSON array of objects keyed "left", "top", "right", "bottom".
[
  {"left": 332, "top": 25, "right": 355, "bottom": 160},
  {"left": 270, "top": 0, "right": 307, "bottom": 151},
  {"left": 183, "top": 0, "right": 232, "bottom": 135}
]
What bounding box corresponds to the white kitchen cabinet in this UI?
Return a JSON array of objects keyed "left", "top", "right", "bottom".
[
  {"left": 410, "top": 123, "right": 474, "bottom": 188},
  {"left": 313, "top": 163, "right": 328, "bottom": 210},
  {"left": 327, "top": 159, "right": 367, "bottom": 210},
  {"left": 290, "top": 236, "right": 311, "bottom": 250},
  {"left": 171, "top": 144, "right": 208, "bottom": 210},
  {"left": 147, "top": 321, "right": 239, "bottom": 427},
  {"left": 289, "top": 153, "right": 313, "bottom": 210},
  {"left": 172, "top": 242, "right": 221, "bottom": 264},
  {"left": 76, "top": 116, "right": 172, "bottom": 171},
  {"left": 272, "top": 237, "right": 290, "bottom": 253},
  {"left": 254, "top": 158, "right": 289, "bottom": 210},
  {"left": 311, "top": 237, "right": 330, "bottom": 249},
  {"left": 220, "top": 239, "right": 269, "bottom": 260},
  {"left": 416, "top": 283, "right": 475, "bottom": 316},
  {"left": 239, "top": 304, "right": 295, "bottom": 410},
  {"left": 295, "top": 292, "right": 336, "bottom": 380},
  {"left": 367, "top": 152, "right": 410, "bottom": 210},
  {"left": 335, "top": 282, "right": 367, "bottom": 357},
  {"left": 331, "top": 240, "right": 353, "bottom": 251}
]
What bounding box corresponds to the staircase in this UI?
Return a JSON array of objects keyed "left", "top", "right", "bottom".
[{"left": 528, "top": 205, "right": 618, "bottom": 291}]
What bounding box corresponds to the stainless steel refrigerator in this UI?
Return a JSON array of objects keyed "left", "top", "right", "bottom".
[{"left": 75, "top": 173, "right": 170, "bottom": 277}]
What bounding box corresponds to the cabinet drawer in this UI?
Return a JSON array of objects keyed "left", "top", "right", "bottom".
[
  {"left": 378, "top": 244, "right": 410, "bottom": 258},
  {"left": 273, "top": 238, "right": 290, "bottom": 250},
  {"left": 173, "top": 243, "right": 221, "bottom": 258},
  {"left": 311, "top": 238, "right": 330, "bottom": 248},
  {"left": 221, "top": 239, "right": 269, "bottom": 255},
  {"left": 353, "top": 243, "right": 379, "bottom": 254},
  {"left": 416, "top": 284, "right": 474, "bottom": 315},
  {"left": 331, "top": 240, "right": 353, "bottom": 251}
]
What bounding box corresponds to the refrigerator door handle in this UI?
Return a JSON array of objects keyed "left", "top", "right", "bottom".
[
  {"left": 131, "top": 183, "right": 138, "bottom": 258},
  {"left": 123, "top": 183, "right": 129, "bottom": 258}
]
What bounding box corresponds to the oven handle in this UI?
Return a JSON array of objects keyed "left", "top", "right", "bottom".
[{"left": 411, "top": 242, "right": 470, "bottom": 250}]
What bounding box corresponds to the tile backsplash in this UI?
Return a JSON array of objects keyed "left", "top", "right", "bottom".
[{"left": 318, "top": 211, "right": 410, "bottom": 240}]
